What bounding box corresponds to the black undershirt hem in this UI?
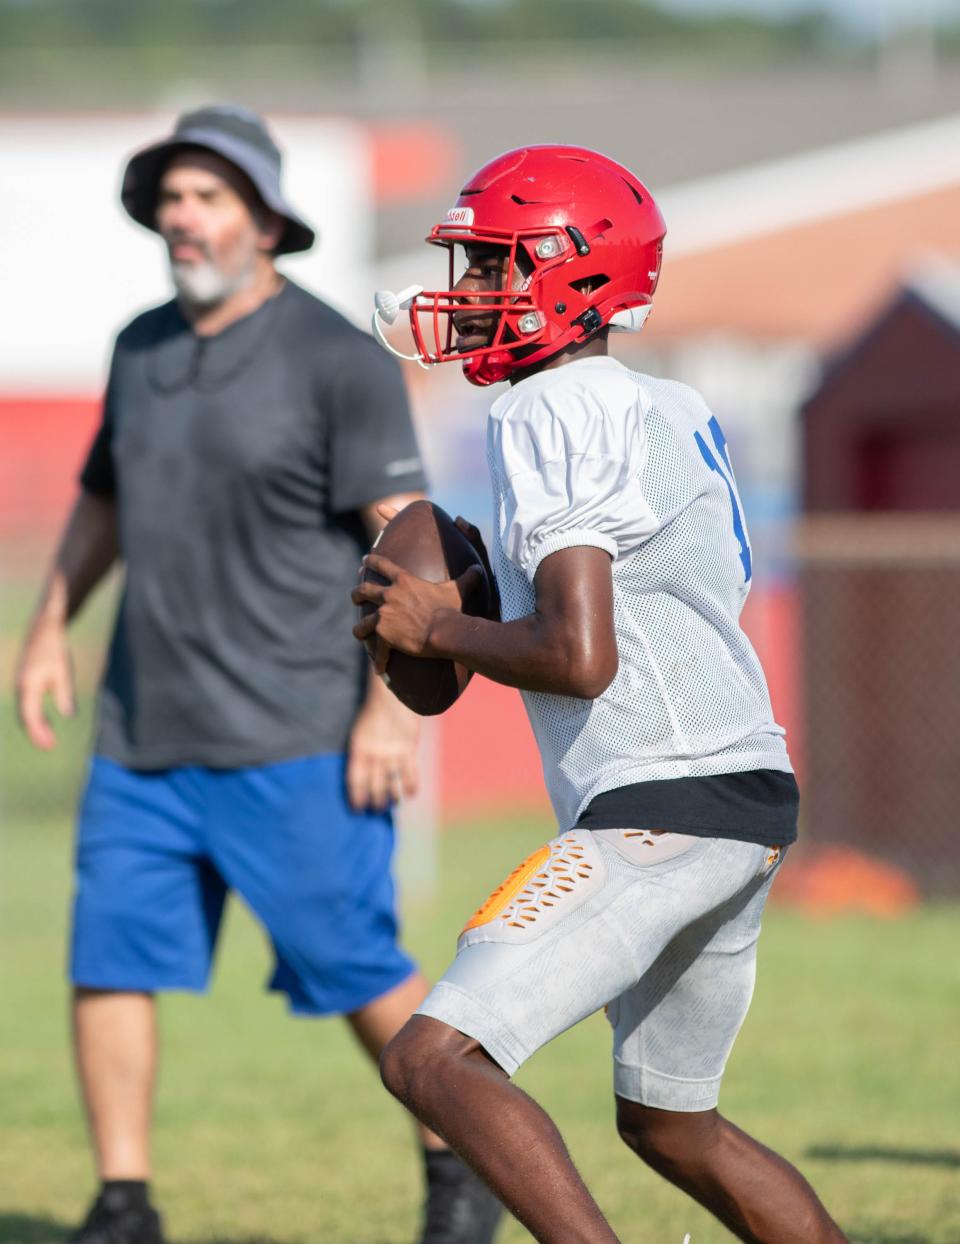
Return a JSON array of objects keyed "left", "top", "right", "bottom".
[{"left": 575, "top": 769, "right": 799, "bottom": 849}]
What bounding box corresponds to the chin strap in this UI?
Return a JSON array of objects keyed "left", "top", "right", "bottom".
[
  {"left": 371, "top": 285, "right": 431, "bottom": 369},
  {"left": 463, "top": 350, "right": 514, "bottom": 387}
]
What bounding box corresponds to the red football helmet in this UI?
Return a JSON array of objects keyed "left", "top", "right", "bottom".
[{"left": 373, "top": 145, "right": 666, "bottom": 386}]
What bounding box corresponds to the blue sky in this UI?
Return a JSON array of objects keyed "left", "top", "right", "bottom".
[{"left": 661, "top": 0, "right": 959, "bottom": 32}]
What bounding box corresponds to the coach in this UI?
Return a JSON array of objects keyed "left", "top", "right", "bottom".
[{"left": 14, "top": 105, "right": 502, "bottom": 1244}]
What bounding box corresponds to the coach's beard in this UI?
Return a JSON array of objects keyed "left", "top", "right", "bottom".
[{"left": 170, "top": 256, "right": 256, "bottom": 309}]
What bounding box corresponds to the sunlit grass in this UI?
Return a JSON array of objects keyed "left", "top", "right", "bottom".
[
  {"left": 1, "top": 792, "right": 957, "bottom": 1243},
  {"left": 1, "top": 566, "right": 956, "bottom": 1241}
]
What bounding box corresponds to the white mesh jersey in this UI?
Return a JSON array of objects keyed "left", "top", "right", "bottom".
[{"left": 486, "top": 355, "right": 792, "bottom": 831}]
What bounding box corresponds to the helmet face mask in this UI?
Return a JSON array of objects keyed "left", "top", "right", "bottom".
[
  {"left": 375, "top": 146, "right": 666, "bottom": 386},
  {"left": 410, "top": 225, "right": 574, "bottom": 386}
]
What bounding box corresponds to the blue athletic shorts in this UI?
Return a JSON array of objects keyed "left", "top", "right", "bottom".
[{"left": 70, "top": 754, "right": 417, "bottom": 1015}]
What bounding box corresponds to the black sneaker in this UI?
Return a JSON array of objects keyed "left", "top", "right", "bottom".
[
  {"left": 419, "top": 1150, "right": 504, "bottom": 1244},
  {"left": 68, "top": 1188, "right": 165, "bottom": 1244}
]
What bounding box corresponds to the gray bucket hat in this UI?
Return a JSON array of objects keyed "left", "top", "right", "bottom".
[{"left": 121, "top": 104, "right": 316, "bottom": 255}]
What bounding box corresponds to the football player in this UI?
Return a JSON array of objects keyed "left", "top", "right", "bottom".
[{"left": 355, "top": 146, "right": 847, "bottom": 1244}]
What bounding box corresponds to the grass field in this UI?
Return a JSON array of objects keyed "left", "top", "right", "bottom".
[{"left": 1, "top": 594, "right": 958, "bottom": 1243}]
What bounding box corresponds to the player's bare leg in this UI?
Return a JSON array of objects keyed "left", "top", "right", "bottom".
[
  {"left": 351, "top": 976, "right": 505, "bottom": 1244},
  {"left": 382, "top": 1016, "right": 621, "bottom": 1244},
  {"left": 346, "top": 970, "right": 446, "bottom": 1148},
  {"left": 73, "top": 988, "right": 157, "bottom": 1179},
  {"left": 617, "top": 1101, "right": 847, "bottom": 1244}
]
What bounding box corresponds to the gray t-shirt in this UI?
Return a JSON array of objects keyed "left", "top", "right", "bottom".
[{"left": 81, "top": 280, "right": 427, "bottom": 769}]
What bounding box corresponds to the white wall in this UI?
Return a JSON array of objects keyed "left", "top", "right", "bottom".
[{"left": 0, "top": 113, "right": 373, "bottom": 393}]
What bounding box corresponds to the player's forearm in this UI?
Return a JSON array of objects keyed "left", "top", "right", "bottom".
[
  {"left": 427, "top": 608, "right": 615, "bottom": 699},
  {"left": 29, "top": 491, "right": 120, "bottom": 632}
]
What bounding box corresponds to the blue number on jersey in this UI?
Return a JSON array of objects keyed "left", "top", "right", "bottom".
[{"left": 694, "top": 416, "right": 752, "bottom": 582}]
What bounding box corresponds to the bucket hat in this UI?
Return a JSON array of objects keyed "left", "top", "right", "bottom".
[{"left": 121, "top": 104, "right": 315, "bottom": 255}]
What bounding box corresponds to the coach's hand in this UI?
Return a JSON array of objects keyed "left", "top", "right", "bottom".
[
  {"left": 15, "top": 621, "right": 76, "bottom": 750},
  {"left": 347, "top": 679, "right": 420, "bottom": 811}
]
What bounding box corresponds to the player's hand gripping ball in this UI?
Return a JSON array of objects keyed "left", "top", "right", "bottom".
[{"left": 353, "top": 501, "right": 495, "bottom": 716}]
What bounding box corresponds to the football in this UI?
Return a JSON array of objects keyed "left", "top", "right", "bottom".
[{"left": 359, "top": 500, "right": 493, "bottom": 715}]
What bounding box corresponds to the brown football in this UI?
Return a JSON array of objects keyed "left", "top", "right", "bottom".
[{"left": 359, "top": 501, "right": 493, "bottom": 716}]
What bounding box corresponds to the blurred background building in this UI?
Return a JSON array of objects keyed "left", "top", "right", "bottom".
[{"left": 2, "top": 0, "right": 959, "bottom": 892}]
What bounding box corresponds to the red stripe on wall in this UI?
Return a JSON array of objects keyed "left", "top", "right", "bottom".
[
  {"left": 741, "top": 585, "right": 802, "bottom": 782},
  {"left": 439, "top": 675, "right": 550, "bottom": 821},
  {"left": 0, "top": 396, "right": 100, "bottom": 547}
]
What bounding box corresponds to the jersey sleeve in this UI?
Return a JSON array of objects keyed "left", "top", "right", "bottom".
[
  {"left": 326, "top": 334, "right": 428, "bottom": 514},
  {"left": 78, "top": 351, "right": 119, "bottom": 497},
  {"left": 499, "top": 389, "right": 659, "bottom": 583}
]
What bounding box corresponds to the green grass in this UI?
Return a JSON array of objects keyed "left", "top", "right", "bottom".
[
  {"left": 0, "top": 572, "right": 958, "bottom": 1242},
  {"left": 1, "top": 784, "right": 958, "bottom": 1243}
]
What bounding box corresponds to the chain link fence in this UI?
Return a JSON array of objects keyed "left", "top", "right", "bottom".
[{"left": 798, "top": 513, "right": 960, "bottom": 897}]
